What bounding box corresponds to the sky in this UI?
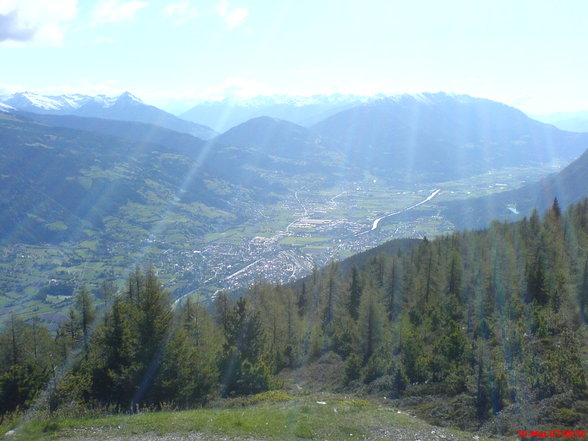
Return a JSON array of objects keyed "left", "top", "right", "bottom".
[{"left": 1, "top": 0, "right": 587, "bottom": 114}]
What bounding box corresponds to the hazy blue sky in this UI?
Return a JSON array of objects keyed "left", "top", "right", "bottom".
[{"left": 1, "top": 0, "right": 587, "bottom": 114}]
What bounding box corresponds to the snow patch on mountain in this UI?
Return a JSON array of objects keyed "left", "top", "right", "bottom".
[
  {"left": 14, "top": 92, "right": 73, "bottom": 110},
  {"left": 0, "top": 102, "right": 15, "bottom": 112},
  {"left": 0, "top": 91, "right": 144, "bottom": 113}
]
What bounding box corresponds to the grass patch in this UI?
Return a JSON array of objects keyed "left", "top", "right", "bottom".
[
  {"left": 9, "top": 394, "right": 504, "bottom": 441},
  {"left": 280, "top": 236, "right": 328, "bottom": 246},
  {"left": 243, "top": 390, "right": 294, "bottom": 405}
]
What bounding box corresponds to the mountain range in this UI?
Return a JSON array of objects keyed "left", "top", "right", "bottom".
[
  {"left": 311, "top": 93, "right": 588, "bottom": 181},
  {"left": 3, "top": 91, "right": 588, "bottom": 242},
  {"left": 0, "top": 91, "right": 216, "bottom": 140},
  {"left": 212, "top": 93, "right": 588, "bottom": 183},
  {"left": 179, "top": 94, "right": 366, "bottom": 132}
]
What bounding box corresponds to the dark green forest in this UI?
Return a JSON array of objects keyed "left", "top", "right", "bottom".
[{"left": 1, "top": 198, "right": 587, "bottom": 433}]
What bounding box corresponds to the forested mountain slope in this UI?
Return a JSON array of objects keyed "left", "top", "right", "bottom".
[{"left": 2, "top": 199, "right": 587, "bottom": 435}]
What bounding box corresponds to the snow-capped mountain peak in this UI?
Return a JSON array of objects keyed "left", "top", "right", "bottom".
[
  {"left": 114, "top": 91, "right": 143, "bottom": 106},
  {"left": 9, "top": 92, "right": 71, "bottom": 111},
  {"left": 91, "top": 94, "right": 118, "bottom": 108},
  {"left": 0, "top": 91, "right": 146, "bottom": 114},
  {"left": 1, "top": 91, "right": 95, "bottom": 113},
  {"left": 0, "top": 90, "right": 217, "bottom": 139},
  {"left": 118, "top": 91, "right": 142, "bottom": 102}
]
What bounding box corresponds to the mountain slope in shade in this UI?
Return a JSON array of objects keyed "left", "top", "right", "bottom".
[
  {"left": 17, "top": 112, "right": 212, "bottom": 156},
  {"left": 312, "top": 92, "right": 588, "bottom": 181},
  {"left": 441, "top": 147, "right": 588, "bottom": 229},
  {"left": 0, "top": 112, "right": 279, "bottom": 245},
  {"left": 215, "top": 116, "right": 326, "bottom": 158},
  {"left": 1, "top": 91, "right": 217, "bottom": 139},
  {"left": 213, "top": 116, "right": 348, "bottom": 183},
  {"left": 17, "top": 112, "right": 334, "bottom": 187}
]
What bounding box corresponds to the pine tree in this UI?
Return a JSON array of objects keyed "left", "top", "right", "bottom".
[
  {"left": 75, "top": 287, "right": 96, "bottom": 356},
  {"left": 526, "top": 249, "right": 549, "bottom": 305},
  {"left": 321, "top": 262, "right": 339, "bottom": 332},
  {"left": 476, "top": 350, "right": 490, "bottom": 419},
  {"left": 297, "top": 282, "right": 308, "bottom": 317},
  {"left": 100, "top": 281, "right": 116, "bottom": 323},
  {"left": 447, "top": 251, "right": 463, "bottom": 298},
  {"left": 348, "top": 266, "right": 362, "bottom": 320},
  {"left": 579, "top": 259, "right": 588, "bottom": 322},
  {"left": 221, "top": 297, "right": 268, "bottom": 396},
  {"left": 383, "top": 257, "right": 399, "bottom": 319},
  {"left": 213, "top": 291, "right": 231, "bottom": 333},
  {"left": 357, "top": 288, "right": 386, "bottom": 362},
  {"left": 128, "top": 269, "right": 172, "bottom": 366},
  {"left": 127, "top": 267, "right": 144, "bottom": 305},
  {"left": 9, "top": 315, "right": 20, "bottom": 367},
  {"left": 551, "top": 197, "right": 562, "bottom": 218},
  {"left": 91, "top": 298, "right": 138, "bottom": 406}
]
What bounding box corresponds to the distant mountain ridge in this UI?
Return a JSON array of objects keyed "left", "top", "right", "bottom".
[
  {"left": 209, "top": 92, "right": 588, "bottom": 183},
  {"left": 310, "top": 92, "right": 588, "bottom": 181},
  {"left": 0, "top": 91, "right": 217, "bottom": 139},
  {"left": 180, "top": 94, "right": 368, "bottom": 132},
  {"left": 532, "top": 110, "right": 588, "bottom": 133},
  {"left": 14, "top": 91, "right": 587, "bottom": 199}
]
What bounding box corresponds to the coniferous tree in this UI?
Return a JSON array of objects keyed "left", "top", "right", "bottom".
[
  {"left": 297, "top": 282, "right": 308, "bottom": 317},
  {"left": 551, "top": 197, "right": 562, "bottom": 219},
  {"left": 220, "top": 297, "right": 269, "bottom": 396},
  {"left": 526, "top": 249, "right": 549, "bottom": 305},
  {"left": 447, "top": 251, "right": 463, "bottom": 298},
  {"left": 383, "top": 257, "right": 399, "bottom": 319},
  {"left": 137, "top": 268, "right": 172, "bottom": 361},
  {"left": 0, "top": 317, "right": 56, "bottom": 417},
  {"left": 321, "top": 261, "right": 339, "bottom": 333},
  {"left": 579, "top": 259, "right": 588, "bottom": 322},
  {"left": 357, "top": 288, "right": 386, "bottom": 362},
  {"left": 348, "top": 266, "right": 362, "bottom": 321},
  {"left": 90, "top": 297, "right": 138, "bottom": 406},
  {"left": 213, "top": 291, "right": 231, "bottom": 333},
  {"left": 75, "top": 287, "right": 96, "bottom": 356},
  {"left": 100, "top": 280, "right": 117, "bottom": 323}
]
